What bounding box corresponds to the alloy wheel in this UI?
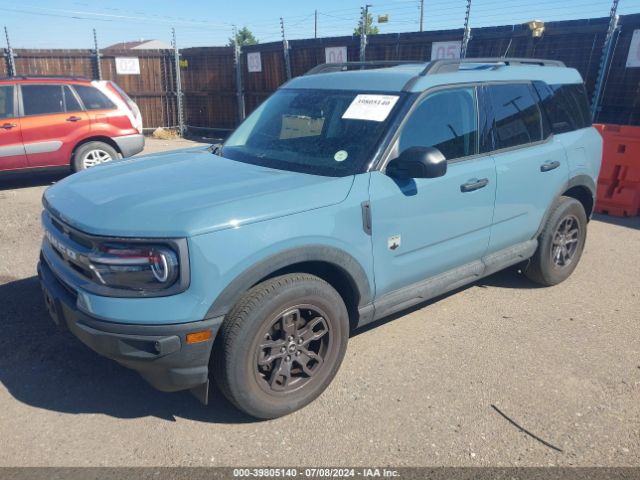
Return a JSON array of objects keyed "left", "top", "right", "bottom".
[
  {"left": 82, "top": 149, "right": 113, "bottom": 168},
  {"left": 551, "top": 214, "right": 580, "bottom": 268},
  {"left": 255, "top": 305, "right": 332, "bottom": 394}
]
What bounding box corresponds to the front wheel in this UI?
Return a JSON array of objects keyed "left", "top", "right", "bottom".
[
  {"left": 524, "top": 196, "right": 588, "bottom": 286},
  {"left": 212, "top": 274, "right": 349, "bottom": 419}
]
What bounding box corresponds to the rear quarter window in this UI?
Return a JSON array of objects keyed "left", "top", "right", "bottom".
[
  {"left": 534, "top": 82, "right": 592, "bottom": 134},
  {"left": 73, "top": 85, "right": 116, "bottom": 110}
]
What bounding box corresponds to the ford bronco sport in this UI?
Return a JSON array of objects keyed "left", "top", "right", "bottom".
[{"left": 38, "top": 58, "right": 602, "bottom": 419}]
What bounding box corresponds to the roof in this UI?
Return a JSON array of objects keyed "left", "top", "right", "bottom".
[
  {"left": 0, "top": 76, "right": 92, "bottom": 84},
  {"left": 104, "top": 39, "right": 172, "bottom": 50},
  {"left": 286, "top": 59, "right": 583, "bottom": 93}
]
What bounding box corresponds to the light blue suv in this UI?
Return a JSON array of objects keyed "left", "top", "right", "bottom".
[{"left": 38, "top": 58, "right": 602, "bottom": 418}]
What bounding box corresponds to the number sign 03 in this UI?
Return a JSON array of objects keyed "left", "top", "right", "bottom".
[{"left": 247, "top": 52, "right": 262, "bottom": 73}]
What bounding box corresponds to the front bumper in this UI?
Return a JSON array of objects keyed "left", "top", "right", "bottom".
[
  {"left": 38, "top": 257, "right": 223, "bottom": 395},
  {"left": 112, "top": 133, "right": 145, "bottom": 158}
]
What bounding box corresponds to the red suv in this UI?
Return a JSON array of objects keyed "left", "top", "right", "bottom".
[{"left": 0, "top": 76, "right": 144, "bottom": 173}]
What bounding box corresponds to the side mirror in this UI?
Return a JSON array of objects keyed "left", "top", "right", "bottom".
[{"left": 386, "top": 146, "right": 447, "bottom": 179}]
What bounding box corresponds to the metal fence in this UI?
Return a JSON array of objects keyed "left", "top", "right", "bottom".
[{"left": 3, "top": 13, "right": 639, "bottom": 131}]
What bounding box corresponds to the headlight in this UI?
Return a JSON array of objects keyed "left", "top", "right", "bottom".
[{"left": 88, "top": 243, "right": 180, "bottom": 292}]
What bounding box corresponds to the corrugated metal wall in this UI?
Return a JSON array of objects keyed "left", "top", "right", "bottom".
[{"left": 2, "top": 14, "right": 639, "bottom": 129}]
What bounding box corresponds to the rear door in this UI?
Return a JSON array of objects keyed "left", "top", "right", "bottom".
[
  {"left": 0, "top": 84, "right": 27, "bottom": 171},
  {"left": 484, "top": 83, "right": 569, "bottom": 253},
  {"left": 19, "top": 83, "right": 91, "bottom": 168}
]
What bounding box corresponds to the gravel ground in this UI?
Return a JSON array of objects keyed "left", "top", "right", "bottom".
[{"left": 0, "top": 138, "right": 638, "bottom": 467}]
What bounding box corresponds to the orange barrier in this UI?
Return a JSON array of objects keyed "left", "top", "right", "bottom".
[{"left": 594, "top": 124, "right": 640, "bottom": 217}]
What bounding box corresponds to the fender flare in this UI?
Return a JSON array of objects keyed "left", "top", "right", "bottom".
[
  {"left": 534, "top": 174, "right": 597, "bottom": 238},
  {"left": 205, "top": 245, "right": 373, "bottom": 319}
]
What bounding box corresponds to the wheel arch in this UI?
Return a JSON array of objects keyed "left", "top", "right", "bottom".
[
  {"left": 71, "top": 136, "right": 122, "bottom": 162},
  {"left": 535, "top": 175, "right": 596, "bottom": 239},
  {"left": 562, "top": 175, "right": 596, "bottom": 218},
  {"left": 206, "top": 245, "right": 373, "bottom": 330}
]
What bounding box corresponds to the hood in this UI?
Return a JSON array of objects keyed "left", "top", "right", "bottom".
[{"left": 44, "top": 148, "right": 355, "bottom": 237}]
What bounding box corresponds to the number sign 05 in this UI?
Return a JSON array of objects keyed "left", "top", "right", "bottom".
[{"left": 430, "top": 41, "right": 461, "bottom": 61}]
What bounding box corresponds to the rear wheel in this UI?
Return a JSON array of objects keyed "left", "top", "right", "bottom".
[
  {"left": 72, "top": 141, "right": 119, "bottom": 171},
  {"left": 213, "top": 274, "right": 349, "bottom": 419},
  {"left": 524, "top": 196, "right": 587, "bottom": 286}
]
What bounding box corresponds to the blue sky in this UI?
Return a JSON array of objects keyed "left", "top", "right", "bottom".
[{"left": 1, "top": 0, "right": 637, "bottom": 49}]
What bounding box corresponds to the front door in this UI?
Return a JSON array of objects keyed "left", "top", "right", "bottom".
[
  {"left": 369, "top": 86, "right": 497, "bottom": 298},
  {"left": 19, "top": 84, "right": 90, "bottom": 167},
  {"left": 0, "top": 84, "right": 27, "bottom": 171}
]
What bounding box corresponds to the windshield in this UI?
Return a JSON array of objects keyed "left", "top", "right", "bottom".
[{"left": 222, "top": 89, "right": 404, "bottom": 177}]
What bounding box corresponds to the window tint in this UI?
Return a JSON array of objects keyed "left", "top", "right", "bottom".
[
  {"left": 73, "top": 85, "right": 115, "bottom": 110},
  {"left": 399, "top": 87, "right": 478, "bottom": 160},
  {"left": 63, "top": 86, "right": 82, "bottom": 112},
  {"left": 487, "top": 84, "right": 542, "bottom": 149},
  {"left": 534, "top": 82, "right": 591, "bottom": 134},
  {"left": 22, "top": 85, "right": 64, "bottom": 116},
  {"left": 0, "top": 86, "right": 14, "bottom": 119}
]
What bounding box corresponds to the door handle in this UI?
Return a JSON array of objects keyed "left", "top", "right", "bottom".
[
  {"left": 66, "top": 116, "right": 82, "bottom": 122},
  {"left": 1, "top": 123, "right": 17, "bottom": 130},
  {"left": 540, "top": 160, "right": 560, "bottom": 172},
  {"left": 460, "top": 178, "right": 489, "bottom": 193}
]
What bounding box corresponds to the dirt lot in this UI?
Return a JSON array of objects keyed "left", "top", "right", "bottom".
[{"left": 0, "top": 138, "right": 638, "bottom": 467}]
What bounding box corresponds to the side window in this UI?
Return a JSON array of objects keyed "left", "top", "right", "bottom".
[
  {"left": 22, "top": 85, "right": 64, "bottom": 116},
  {"left": 398, "top": 87, "right": 478, "bottom": 160},
  {"left": 63, "top": 86, "right": 82, "bottom": 112},
  {"left": 73, "top": 85, "right": 115, "bottom": 110},
  {"left": 487, "top": 83, "right": 542, "bottom": 149},
  {"left": 534, "top": 82, "right": 592, "bottom": 134},
  {"left": 0, "top": 86, "right": 14, "bottom": 119}
]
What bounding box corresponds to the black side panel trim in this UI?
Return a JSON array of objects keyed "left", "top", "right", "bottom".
[
  {"left": 357, "top": 239, "right": 538, "bottom": 328},
  {"left": 206, "top": 245, "right": 372, "bottom": 318},
  {"left": 535, "top": 174, "right": 597, "bottom": 238}
]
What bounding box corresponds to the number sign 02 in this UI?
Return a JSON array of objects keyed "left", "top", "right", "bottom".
[
  {"left": 430, "top": 41, "right": 461, "bottom": 61},
  {"left": 115, "top": 57, "right": 141, "bottom": 75}
]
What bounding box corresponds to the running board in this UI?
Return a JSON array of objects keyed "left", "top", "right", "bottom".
[{"left": 358, "top": 239, "right": 537, "bottom": 327}]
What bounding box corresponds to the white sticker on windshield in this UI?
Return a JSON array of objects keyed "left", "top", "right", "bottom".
[
  {"left": 342, "top": 94, "right": 399, "bottom": 122},
  {"left": 334, "top": 150, "right": 348, "bottom": 162}
]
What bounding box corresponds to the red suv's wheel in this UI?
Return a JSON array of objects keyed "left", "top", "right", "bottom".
[{"left": 72, "top": 141, "right": 119, "bottom": 171}]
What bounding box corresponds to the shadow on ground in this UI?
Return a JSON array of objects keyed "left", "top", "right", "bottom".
[
  {"left": 353, "top": 267, "right": 539, "bottom": 337},
  {"left": 0, "top": 276, "right": 254, "bottom": 424},
  {"left": 592, "top": 213, "right": 640, "bottom": 230},
  {"left": 0, "top": 169, "right": 69, "bottom": 191}
]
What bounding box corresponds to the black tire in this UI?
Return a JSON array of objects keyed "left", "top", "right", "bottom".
[
  {"left": 524, "top": 196, "right": 588, "bottom": 286},
  {"left": 72, "top": 141, "right": 119, "bottom": 172},
  {"left": 212, "top": 273, "right": 349, "bottom": 419}
]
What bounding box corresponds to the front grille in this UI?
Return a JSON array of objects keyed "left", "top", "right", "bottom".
[{"left": 43, "top": 209, "right": 98, "bottom": 284}]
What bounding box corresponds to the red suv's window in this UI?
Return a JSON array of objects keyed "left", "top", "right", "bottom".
[
  {"left": 0, "top": 86, "right": 14, "bottom": 118},
  {"left": 73, "top": 85, "right": 115, "bottom": 110},
  {"left": 63, "top": 86, "right": 82, "bottom": 112},
  {"left": 22, "top": 84, "right": 64, "bottom": 115}
]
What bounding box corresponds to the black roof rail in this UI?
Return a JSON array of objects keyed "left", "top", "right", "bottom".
[
  {"left": 420, "top": 57, "right": 566, "bottom": 75},
  {"left": 306, "top": 60, "right": 423, "bottom": 75},
  {"left": 0, "top": 75, "right": 91, "bottom": 81}
]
